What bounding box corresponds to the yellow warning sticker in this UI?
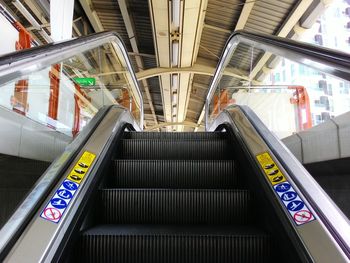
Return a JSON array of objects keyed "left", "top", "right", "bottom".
[
  {"left": 67, "top": 151, "right": 96, "bottom": 184},
  {"left": 256, "top": 152, "right": 286, "bottom": 185}
]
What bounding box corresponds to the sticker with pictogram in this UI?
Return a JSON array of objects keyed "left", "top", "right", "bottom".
[
  {"left": 40, "top": 179, "right": 79, "bottom": 223},
  {"left": 40, "top": 151, "right": 96, "bottom": 223},
  {"left": 273, "top": 181, "right": 315, "bottom": 226},
  {"left": 67, "top": 151, "right": 95, "bottom": 184},
  {"left": 256, "top": 152, "right": 316, "bottom": 226},
  {"left": 43, "top": 207, "right": 61, "bottom": 221},
  {"left": 256, "top": 152, "right": 286, "bottom": 185},
  {"left": 294, "top": 210, "right": 313, "bottom": 224}
]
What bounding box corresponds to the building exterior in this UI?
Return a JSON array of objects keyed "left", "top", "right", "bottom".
[{"left": 266, "top": 0, "right": 350, "bottom": 126}]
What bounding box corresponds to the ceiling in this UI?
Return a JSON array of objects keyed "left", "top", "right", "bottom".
[{"left": 0, "top": 0, "right": 329, "bottom": 131}]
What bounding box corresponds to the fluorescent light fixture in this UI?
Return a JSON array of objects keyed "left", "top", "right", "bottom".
[
  {"left": 171, "top": 74, "right": 178, "bottom": 91},
  {"left": 172, "top": 0, "right": 180, "bottom": 30},
  {"left": 12, "top": 0, "right": 41, "bottom": 30},
  {"left": 172, "top": 41, "right": 179, "bottom": 67},
  {"left": 172, "top": 106, "right": 177, "bottom": 115},
  {"left": 172, "top": 93, "right": 178, "bottom": 104}
]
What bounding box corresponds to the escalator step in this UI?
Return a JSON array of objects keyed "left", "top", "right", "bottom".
[
  {"left": 99, "top": 189, "right": 252, "bottom": 224},
  {"left": 123, "top": 131, "right": 227, "bottom": 140},
  {"left": 76, "top": 225, "right": 271, "bottom": 263},
  {"left": 110, "top": 160, "right": 236, "bottom": 188},
  {"left": 118, "top": 139, "right": 232, "bottom": 160}
]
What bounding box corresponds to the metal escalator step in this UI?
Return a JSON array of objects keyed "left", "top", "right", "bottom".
[
  {"left": 123, "top": 131, "right": 227, "bottom": 140},
  {"left": 76, "top": 225, "right": 271, "bottom": 263},
  {"left": 118, "top": 139, "right": 232, "bottom": 160},
  {"left": 99, "top": 189, "right": 251, "bottom": 224},
  {"left": 110, "top": 160, "right": 236, "bottom": 188}
]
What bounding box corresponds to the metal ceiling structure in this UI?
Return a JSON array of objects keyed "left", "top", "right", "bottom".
[{"left": 0, "top": 0, "right": 332, "bottom": 131}]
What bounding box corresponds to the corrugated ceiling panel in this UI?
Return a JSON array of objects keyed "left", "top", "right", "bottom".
[
  {"left": 245, "top": 0, "right": 298, "bottom": 35},
  {"left": 205, "top": 0, "right": 243, "bottom": 31}
]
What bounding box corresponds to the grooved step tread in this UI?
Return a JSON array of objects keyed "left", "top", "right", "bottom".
[
  {"left": 76, "top": 225, "right": 272, "bottom": 263},
  {"left": 118, "top": 139, "right": 232, "bottom": 160},
  {"left": 123, "top": 131, "right": 227, "bottom": 140},
  {"left": 99, "top": 189, "right": 252, "bottom": 224},
  {"left": 110, "top": 159, "right": 236, "bottom": 188}
]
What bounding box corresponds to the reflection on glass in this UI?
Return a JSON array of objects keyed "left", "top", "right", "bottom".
[
  {"left": 209, "top": 45, "right": 350, "bottom": 139},
  {"left": 0, "top": 43, "right": 142, "bottom": 138}
]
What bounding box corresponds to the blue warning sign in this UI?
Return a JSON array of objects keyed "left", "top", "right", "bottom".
[
  {"left": 63, "top": 180, "right": 78, "bottom": 191},
  {"left": 40, "top": 151, "right": 95, "bottom": 224},
  {"left": 57, "top": 189, "right": 73, "bottom": 199},
  {"left": 50, "top": 198, "right": 68, "bottom": 209},
  {"left": 275, "top": 183, "right": 291, "bottom": 193},
  {"left": 287, "top": 200, "right": 304, "bottom": 212},
  {"left": 273, "top": 181, "right": 315, "bottom": 226},
  {"left": 281, "top": 191, "right": 297, "bottom": 202}
]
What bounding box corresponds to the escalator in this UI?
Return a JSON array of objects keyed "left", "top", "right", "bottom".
[
  {"left": 0, "top": 31, "right": 350, "bottom": 262},
  {"left": 70, "top": 131, "right": 274, "bottom": 262}
]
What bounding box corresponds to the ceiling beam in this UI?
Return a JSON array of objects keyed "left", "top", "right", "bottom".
[
  {"left": 135, "top": 62, "right": 250, "bottom": 81},
  {"left": 118, "top": 0, "right": 158, "bottom": 125},
  {"left": 79, "top": 0, "right": 104, "bottom": 32},
  {"left": 203, "top": 23, "right": 231, "bottom": 34},
  {"left": 194, "top": 0, "right": 314, "bottom": 131},
  {"left": 234, "top": 0, "right": 255, "bottom": 30},
  {"left": 144, "top": 121, "right": 203, "bottom": 131},
  {"left": 249, "top": 0, "right": 314, "bottom": 79}
]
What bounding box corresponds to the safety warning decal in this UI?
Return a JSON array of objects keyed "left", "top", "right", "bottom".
[
  {"left": 40, "top": 179, "right": 79, "bottom": 223},
  {"left": 256, "top": 152, "right": 315, "bottom": 226},
  {"left": 40, "top": 151, "right": 96, "bottom": 223},
  {"left": 274, "top": 182, "right": 315, "bottom": 225},
  {"left": 256, "top": 152, "right": 286, "bottom": 185},
  {"left": 67, "top": 151, "right": 96, "bottom": 184}
]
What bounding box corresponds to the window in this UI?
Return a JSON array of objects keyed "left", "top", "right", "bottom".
[
  {"left": 291, "top": 64, "right": 295, "bottom": 78},
  {"left": 282, "top": 70, "right": 286, "bottom": 82},
  {"left": 318, "top": 80, "right": 327, "bottom": 90},
  {"left": 275, "top": 73, "right": 280, "bottom": 82},
  {"left": 315, "top": 34, "right": 323, "bottom": 45}
]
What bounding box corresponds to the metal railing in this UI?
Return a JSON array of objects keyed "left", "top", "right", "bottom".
[
  {"left": 205, "top": 30, "right": 350, "bottom": 130},
  {"left": 206, "top": 30, "right": 350, "bottom": 260},
  {"left": 0, "top": 31, "right": 144, "bottom": 128}
]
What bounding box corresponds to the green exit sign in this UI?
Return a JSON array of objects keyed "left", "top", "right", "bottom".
[{"left": 73, "top": 77, "right": 96, "bottom": 86}]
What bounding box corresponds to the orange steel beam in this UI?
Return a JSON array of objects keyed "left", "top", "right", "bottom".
[
  {"left": 73, "top": 84, "right": 81, "bottom": 137},
  {"left": 289, "top": 86, "right": 312, "bottom": 130},
  {"left": 48, "top": 64, "right": 61, "bottom": 124},
  {"left": 12, "top": 22, "right": 31, "bottom": 115},
  {"left": 212, "top": 89, "right": 229, "bottom": 115}
]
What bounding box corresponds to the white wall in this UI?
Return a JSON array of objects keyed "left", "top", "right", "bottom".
[
  {"left": 282, "top": 111, "right": 350, "bottom": 164},
  {"left": 0, "top": 14, "right": 18, "bottom": 55},
  {"left": 232, "top": 92, "right": 298, "bottom": 138},
  {"left": 0, "top": 106, "right": 71, "bottom": 162}
]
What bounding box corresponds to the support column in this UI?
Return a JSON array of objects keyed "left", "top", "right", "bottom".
[
  {"left": 48, "top": 64, "right": 61, "bottom": 126},
  {"left": 73, "top": 83, "right": 81, "bottom": 137},
  {"left": 12, "top": 22, "right": 31, "bottom": 115}
]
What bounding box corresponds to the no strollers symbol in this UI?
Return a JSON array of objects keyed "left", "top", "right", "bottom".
[
  {"left": 293, "top": 210, "right": 313, "bottom": 223},
  {"left": 43, "top": 207, "right": 62, "bottom": 221}
]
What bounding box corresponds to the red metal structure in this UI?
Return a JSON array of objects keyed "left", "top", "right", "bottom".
[
  {"left": 289, "top": 86, "right": 312, "bottom": 130},
  {"left": 12, "top": 22, "right": 31, "bottom": 115},
  {"left": 48, "top": 64, "right": 61, "bottom": 128}
]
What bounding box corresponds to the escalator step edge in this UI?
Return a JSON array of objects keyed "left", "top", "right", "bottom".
[
  {"left": 110, "top": 159, "right": 237, "bottom": 188},
  {"left": 98, "top": 189, "right": 252, "bottom": 224},
  {"left": 74, "top": 225, "right": 272, "bottom": 263}
]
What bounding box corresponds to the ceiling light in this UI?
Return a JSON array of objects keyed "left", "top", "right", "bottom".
[
  {"left": 172, "top": 93, "right": 178, "bottom": 104},
  {"left": 172, "top": 0, "right": 180, "bottom": 30},
  {"left": 171, "top": 74, "right": 178, "bottom": 91},
  {"left": 172, "top": 41, "right": 179, "bottom": 67}
]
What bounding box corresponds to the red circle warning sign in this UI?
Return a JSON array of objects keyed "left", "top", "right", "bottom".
[
  {"left": 294, "top": 210, "right": 313, "bottom": 223},
  {"left": 43, "top": 207, "right": 62, "bottom": 221}
]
